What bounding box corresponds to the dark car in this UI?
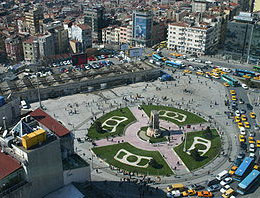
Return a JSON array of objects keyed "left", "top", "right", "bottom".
[
  {"left": 207, "top": 179, "right": 219, "bottom": 187},
  {"left": 189, "top": 184, "right": 204, "bottom": 191},
  {"left": 206, "top": 184, "right": 221, "bottom": 192},
  {"left": 246, "top": 103, "right": 253, "bottom": 110}
]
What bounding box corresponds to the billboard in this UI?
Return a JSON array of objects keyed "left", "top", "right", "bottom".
[
  {"left": 71, "top": 53, "right": 87, "bottom": 65},
  {"left": 135, "top": 17, "right": 147, "bottom": 40},
  {"left": 120, "top": 44, "right": 129, "bottom": 51},
  {"left": 129, "top": 48, "right": 143, "bottom": 57}
]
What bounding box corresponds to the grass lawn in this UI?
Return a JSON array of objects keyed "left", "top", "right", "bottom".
[
  {"left": 141, "top": 105, "right": 206, "bottom": 126},
  {"left": 88, "top": 107, "right": 136, "bottom": 140},
  {"left": 174, "top": 129, "right": 221, "bottom": 171},
  {"left": 92, "top": 142, "right": 173, "bottom": 176}
]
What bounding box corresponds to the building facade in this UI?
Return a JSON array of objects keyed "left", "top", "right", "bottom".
[
  {"left": 224, "top": 12, "right": 260, "bottom": 62},
  {"left": 167, "top": 22, "right": 219, "bottom": 55},
  {"left": 24, "top": 6, "right": 44, "bottom": 35},
  {"left": 132, "top": 10, "right": 153, "bottom": 47},
  {"left": 5, "top": 36, "right": 24, "bottom": 62},
  {"left": 71, "top": 24, "right": 92, "bottom": 53}
]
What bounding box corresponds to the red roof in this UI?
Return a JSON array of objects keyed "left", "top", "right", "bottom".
[
  {"left": 0, "top": 151, "right": 21, "bottom": 180},
  {"left": 30, "top": 108, "right": 70, "bottom": 137}
]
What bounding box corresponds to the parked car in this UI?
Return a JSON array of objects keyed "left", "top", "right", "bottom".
[{"left": 206, "top": 184, "right": 221, "bottom": 192}]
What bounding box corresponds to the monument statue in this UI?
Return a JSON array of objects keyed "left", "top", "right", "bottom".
[{"left": 146, "top": 110, "right": 161, "bottom": 138}]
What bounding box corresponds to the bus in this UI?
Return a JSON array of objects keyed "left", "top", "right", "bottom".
[
  {"left": 152, "top": 54, "right": 163, "bottom": 62},
  {"left": 235, "top": 157, "right": 254, "bottom": 179},
  {"left": 253, "top": 66, "right": 260, "bottom": 72},
  {"left": 165, "top": 60, "right": 184, "bottom": 68},
  {"left": 237, "top": 169, "right": 260, "bottom": 195},
  {"left": 234, "top": 69, "right": 256, "bottom": 77},
  {"left": 221, "top": 74, "right": 240, "bottom": 86}
]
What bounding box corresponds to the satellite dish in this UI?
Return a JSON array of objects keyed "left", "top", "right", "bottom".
[{"left": 3, "top": 130, "right": 8, "bottom": 138}]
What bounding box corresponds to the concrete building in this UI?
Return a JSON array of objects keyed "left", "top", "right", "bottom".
[
  {"left": 132, "top": 10, "right": 153, "bottom": 47},
  {"left": 167, "top": 22, "right": 219, "bottom": 55},
  {"left": 0, "top": 108, "right": 90, "bottom": 198},
  {"left": 151, "top": 21, "right": 167, "bottom": 46},
  {"left": 224, "top": 12, "right": 260, "bottom": 63},
  {"left": 22, "top": 33, "right": 55, "bottom": 62},
  {"left": 24, "top": 6, "right": 44, "bottom": 35},
  {"left": 71, "top": 24, "right": 92, "bottom": 53},
  {"left": 192, "top": 0, "right": 210, "bottom": 13},
  {"left": 102, "top": 26, "right": 120, "bottom": 44},
  {"left": 84, "top": 6, "right": 105, "bottom": 43},
  {"left": 47, "top": 23, "right": 69, "bottom": 54},
  {"left": 38, "top": 33, "right": 55, "bottom": 58},
  {"left": 5, "top": 36, "right": 24, "bottom": 62}
]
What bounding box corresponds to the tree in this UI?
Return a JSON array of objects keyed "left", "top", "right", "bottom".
[
  {"left": 95, "top": 121, "right": 103, "bottom": 133},
  {"left": 190, "top": 148, "right": 201, "bottom": 161},
  {"left": 149, "top": 159, "right": 163, "bottom": 169}
]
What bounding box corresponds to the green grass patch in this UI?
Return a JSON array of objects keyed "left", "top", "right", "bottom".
[
  {"left": 141, "top": 105, "right": 206, "bottom": 126},
  {"left": 117, "top": 151, "right": 127, "bottom": 159},
  {"left": 88, "top": 107, "right": 136, "bottom": 140},
  {"left": 127, "top": 155, "right": 138, "bottom": 162},
  {"left": 174, "top": 129, "right": 221, "bottom": 171},
  {"left": 137, "top": 158, "right": 150, "bottom": 166},
  {"left": 92, "top": 142, "right": 173, "bottom": 176}
]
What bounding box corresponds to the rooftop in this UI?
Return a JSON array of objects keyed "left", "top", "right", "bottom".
[
  {"left": 0, "top": 151, "right": 21, "bottom": 180},
  {"left": 30, "top": 108, "right": 70, "bottom": 137}
]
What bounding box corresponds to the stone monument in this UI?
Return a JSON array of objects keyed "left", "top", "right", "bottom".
[{"left": 146, "top": 110, "right": 161, "bottom": 138}]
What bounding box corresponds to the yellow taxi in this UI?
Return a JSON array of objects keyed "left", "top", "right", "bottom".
[
  {"left": 223, "top": 82, "right": 230, "bottom": 87},
  {"left": 238, "top": 122, "right": 244, "bottom": 128},
  {"left": 243, "top": 75, "right": 251, "bottom": 79},
  {"left": 241, "top": 115, "right": 247, "bottom": 121},
  {"left": 183, "top": 70, "right": 192, "bottom": 74},
  {"left": 249, "top": 138, "right": 256, "bottom": 144},
  {"left": 229, "top": 166, "right": 238, "bottom": 175},
  {"left": 253, "top": 76, "right": 260, "bottom": 80},
  {"left": 244, "top": 122, "right": 250, "bottom": 129},
  {"left": 257, "top": 140, "right": 260, "bottom": 147},
  {"left": 231, "top": 96, "right": 237, "bottom": 101},
  {"left": 196, "top": 71, "right": 204, "bottom": 75},
  {"left": 182, "top": 189, "right": 196, "bottom": 197},
  {"left": 235, "top": 116, "right": 241, "bottom": 123},
  {"left": 230, "top": 90, "right": 236, "bottom": 95},
  {"left": 254, "top": 165, "right": 260, "bottom": 170},
  {"left": 239, "top": 135, "right": 245, "bottom": 143},
  {"left": 250, "top": 112, "right": 256, "bottom": 119}
]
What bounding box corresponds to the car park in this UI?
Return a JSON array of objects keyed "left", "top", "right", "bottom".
[
  {"left": 188, "top": 184, "right": 204, "bottom": 191},
  {"left": 222, "top": 188, "right": 235, "bottom": 198},
  {"left": 239, "top": 135, "right": 245, "bottom": 143},
  {"left": 235, "top": 110, "right": 240, "bottom": 117},
  {"left": 241, "top": 83, "right": 248, "bottom": 89},
  {"left": 241, "top": 115, "right": 247, "bottom": 121},
  {"left": 231, "top": 96, "right": 237, "bottom": 101},
  {"left": 230, "top": 90, "right": 236, "bottom": 95},
  {"left": 223, "top": 82, "right": 230, "bottom": 87},
  {"left": 240, "top": 127, "right": 246, "bottom": 135},
  {"left": 244, "top": 122, "right": 250, "bottom": 129}
]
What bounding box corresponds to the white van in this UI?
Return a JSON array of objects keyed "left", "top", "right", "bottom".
[
  {"left": 21, "top": 100, "right": 29, "bottom": 109},
  {"left": 241, "top": 84, "right": 248, "bottom": 90},
  {"left": 240, "top": 127, "right": 246, "bottom": 135},
  {"left": 216, "top": 170, "right": 229, "bottom": 180}
]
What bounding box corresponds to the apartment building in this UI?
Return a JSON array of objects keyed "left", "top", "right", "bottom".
[
  {"left": 71, "top": 24, "right": 92, "bottom": 53},
  {"left": 24, "top": 6, "right": 44, "bottom": 35},
  {"left": 102, "top": 26, "right": 120, "bottom": 44},
  {"left": 167, "top": 22, "right": 219, "bottom": 55},
  {"left": 5, "top": 36, "right": 24, "bottom": 62}
]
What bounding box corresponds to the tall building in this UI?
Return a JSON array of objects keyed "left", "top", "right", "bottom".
[
  {"left": 5, "top": 36, "right": 24, "bottom": 62},
  {"left": 84, "top": 6, "right": 105, "bottom": 43},
  {"left": 71, "top": 24, "right": 92, "bottom": 53},
  {"left": 22, "top": 36, "right": 39, "bottom": 62},
  {"left": 132, "top": 10, "right": 153, "bottom": 47},
  {"left": 24, "top": 7, "right": 44, "bottom": 35},
  {"left": 224, "top": 12, "right": 260, "bottom": 63},
  {"left": 167, "top": 22, "right": 219, "bottom": 56},
  {"left": 192, "top": 0, "right": 210, "bottom": 13},
  {"left": 0, "top": 108, "right": 90, "bottom": 198}
]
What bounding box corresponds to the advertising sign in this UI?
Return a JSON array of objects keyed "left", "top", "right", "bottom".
[
  {"left": 129, "top": 48, "right": 143, "bottom": 57},
  {"left": 120, "top": 44, "right": 129, "bottom": 51},
  {"left": 135, "top": 18, "right": 147, "bottom": 40}
]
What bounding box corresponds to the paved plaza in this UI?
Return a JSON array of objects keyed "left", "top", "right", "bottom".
[{"left": 31, "top": 70, "right": 240, "bottom": 192}]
